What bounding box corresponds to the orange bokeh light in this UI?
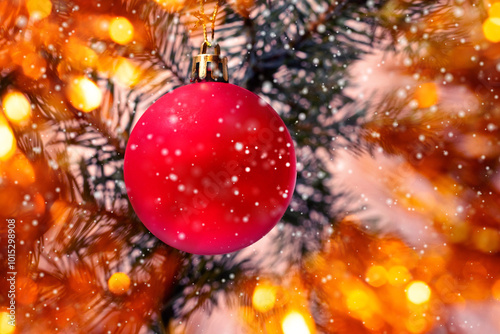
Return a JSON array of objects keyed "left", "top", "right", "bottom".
[
  {"left": 108, "top": 272, "right": 131, "bottom": 295},
  {"left": 365, "top": 265, "right": 388, "bottom": 287},
  {"left": 483, "top": 18, "right": 500, "bottom": 43},
  {"left": 109, "top": 17, "right": 134, "bottom": 45},
  {"left": 414, "top": 82, "right": 438, "bottom": 108},
  {"left": 2, "top": 91, "right": 31, "bottom": 124},
  {"left": 67, "top": 76, "right": 102, "bottom": 112}
]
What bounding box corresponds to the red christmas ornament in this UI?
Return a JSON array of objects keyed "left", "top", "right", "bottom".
[{"left": 124, "top": 44, "right": 296, "bottom": 254}]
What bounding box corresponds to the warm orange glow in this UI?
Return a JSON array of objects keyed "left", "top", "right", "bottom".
[
  {"left": 26, "top": 0, "right": 52, "bottom": 20},
  {"left": 67, "top": 76, "right": 102, "bottom": 112},
  {"left": 155, "top": 0, "right": 185, "bottom": 12},
  {"left": 109, "top": 17, "right": 134, "bottom": 45},
  {"left": 108, "top": 272, "right": 131, "bottom": 295},
  {"left": 3, "top": 91, "right": 31, "bottom": 124},
  {"left": 63, "top": 39, "right": 98, "bottom": 69},
  {"left": 282, "top": 311, "right": 311, "bottom": 334},
  {"left": 9, "top": 154, "right": 36, "bottom": 186},
  {"left": 0, "top": 311, "right": 15, "bottom": 334},
  {"left": 492, "top": 280, "right": 500, "bottom": 300},
  {"left": 387, "top": 265, "right": 412, "bottom": 286},
  {"left": 113, "top": 58, "right": 142, "bottom": 87},
  {"left": 365, "top": 265, "right": 388, "bottom": 287},
  {"left": 414, "top": 82, "right": 438, "bottom": 108},
  {"left": 17, "top": 277, "right": 38, "bottom": 305},
  {"left": 406, "top": 314, "right": 428, "bottom": 333},
  {"left": 21, "top": 53, "right": 46, "bottom": 79},
  {"left": 252, "top": 284, "right": 277, "bottom": 312},
  {"left": 483, "top": 18, "right": 500, "bottom": 43},
  {"left": 346, "top": 289, "right": 370, "bottom": 312},
  {"left": 0, "top": 123, "right": 16, "bottom": 161},
  {"left": 50, "top": 200, "right": 70, "bottom": 225},
  {"left": 406, "top": 281, "right": 431, "bottom": 305},
  {"left": 472, "top": 228, "right": 500, "bottom": 253},
  {"left": 489, "top": 3, "right": 500, "bottom": 18}
]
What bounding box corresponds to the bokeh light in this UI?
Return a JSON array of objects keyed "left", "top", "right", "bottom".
[
  {"left": 489, "top": 3, "right": 500, "bottom": 18},
  {"left": 67, "top": 76, "right": 102, "bottom": 112},
  {"left": 107, "top": 272, "right": 131, "bottom": 295},
  {"left": 113, "top": 58, "right": 142, "bottom": 87},
  {"left": 252, "top": 284, "right": 277, "bottom": 313},
  {"left": 26, "top": 0, "right": 52, "bottom": 20},
  {"left": 2, "top": 91, "right": 31, "bottom": 124},
  {"left": 365, "top": 265, "right": 388, "bottom": 287},
  {"left": 346, "top": 289, "right": 370, "bottom": 312},
  {"left": 483, "top": 18, "right": 500, "bottom": 43},
  {"left": 0, "top": 123, "right": 16, "bottom": 161},
  {"left": 406, "top": 281, "right": 431, "bottom": 305},
  {"left": 109, "top": 17, "right": 134, "bottom": 45},
  {"left": 387, "top": 265, "right": 412, "bottom": 286},
  {"left": 282, "top": 311, "right": 311, "bottom": 334},
  {"left": 155, "top": 0, "right": 185, "bottom": 12},
  {"left": 0, "top": 311, "right": 15, "bottom": 334},
  {"left": 414, "top": 82, "right": 438, "bottom": 108}
]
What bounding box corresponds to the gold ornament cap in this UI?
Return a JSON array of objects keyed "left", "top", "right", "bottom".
[{"left": 191, "top": 41, "right": 229, "bottom": 82}]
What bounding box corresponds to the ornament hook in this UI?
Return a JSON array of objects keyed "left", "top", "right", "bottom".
[{"left": 191, "top": 41, "right": 229, "bottom": 83}]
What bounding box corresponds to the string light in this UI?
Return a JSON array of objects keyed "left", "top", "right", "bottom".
[
  {"left": 483, "top": 18, "right": 500, "bottom": 43},
  {"left": 26, "top": 0, "right": 52, "bottom": 20},
  {"left": 67, "top": 76, "right": 102, "bottom": 112},
  {"left": 0, "top": 311, "right": 15, "bottom": 334},
  {"left": 365, "top": 265, "right": 388, "bottom": 287},
  {"left": 107, "top": 272, "right": 131, "bottom": 295},
  {"left": 2, "top": 91, "right": 31, "bottom": 124},
  {"left": 489, "top": 3, "right": 500, "bottom": 18},
  {"left": 282, "top": 311, "right": 311, "bottom": 334},
  {"left": 252, "top": 284, "right": 277, "bottom": 312},
  {"left": 109, "top": 17, "right": 134, "bottom": 45},
  {"left": 113, "top": 58, "right": 142, "bottom": 87},
  {"left": 414, "top": 82, "right": 438, "bottom": 108},
  {"left": 406, "top": 281, "right": 431, "bottom": 305},
  {"left": 0, "top": 122, "right": 16, "bottom": 161}
]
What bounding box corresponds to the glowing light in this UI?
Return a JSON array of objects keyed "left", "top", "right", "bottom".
[
  {"left": 67, "top": 76, "right": 102, "bottom": 112},
  {"left": 26, "top": 0, "right": 52, "bottom": 20},
  {"left": 406, "top": 314, "right": 428, "bottom": 333},
  {"left": 489, "top": 3, "right": 500, "bottom": 18},
  {"left": 0, "top": 124, "right": 16, "bottom": 161},
  {"left": 21, "top": 53, "right": 46, "bottom": 79},
  {"left": 483, "top": 18, "right": 500, "bottom": 43},
  {"left": 406, "top": 281, "right": 431, "bottom": 305},
  {"left": 2, "top": 91, "right": 31, "bottom": 124},
  {"left": 113, "top": 58, "right": 142, "bottom": 87},
  {"left": 492, "top": 280, "right": 500, "bottom": 300},
  {"left": 252, "top": 284, "right": 277, "bottom": 312},
  {"left": 282, "top": 311, "right": 311, "bottom": 334},
  {"left": 414, "top": 82, "right": 438, "bottom": 108},
  {"left": 387, "top": 265, "right": 412, "bottom": 286},
  {"left": 155, "top": 0, "right": 185, "bottom": 12},
  {"left": 108, "top": 272, "right": 131, "bottom": 295},
  {"left": 109, "top": 17, "right": 134, "bottom": 45},
  {"left": 346, "top": 289, "right": 370, "bottom": 312},
  {"left": 472, "top": 227, "right": 500, "bottom": 253},
  {"left": 9, "top": 154, "right": 36, "bottom": 186},
  {"left": 365, "top": 265, "right": 388, "bottom": 287},
  {"left": 0, "top": 312, "right": 15, "bottom": 334}
]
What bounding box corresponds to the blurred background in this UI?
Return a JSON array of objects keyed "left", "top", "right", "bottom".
[{"left": 0, "top": 0, "right": 500, "bottom": 333}]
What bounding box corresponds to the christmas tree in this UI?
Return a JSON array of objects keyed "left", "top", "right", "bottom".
[{"left": 1, "top": 0, "right": 500, "bottom": 333}]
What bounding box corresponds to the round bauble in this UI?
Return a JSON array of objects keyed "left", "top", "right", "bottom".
[{"left": 124, "top": 82, "right": 296, "bottom": 254}]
